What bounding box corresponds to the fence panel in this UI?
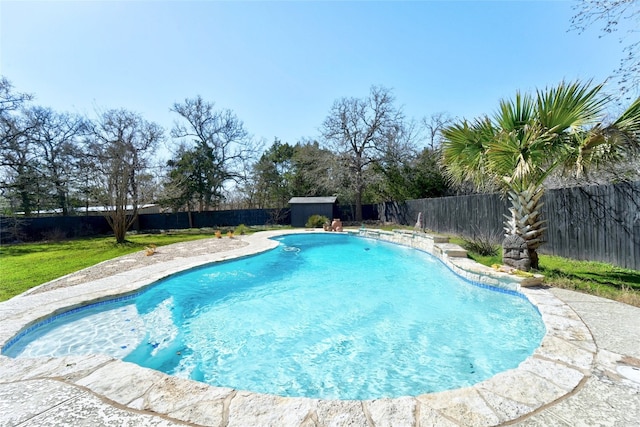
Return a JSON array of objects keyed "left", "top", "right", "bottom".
[
  {"left": 0, "top": 215, "right": 112, "bottom": 243},
  {"left": 382, "top": 193, "right": 509, "bottom": 238},
  {"left": 139, "top": 208, "right": 291, "bottom": 230},
  {"left": 0, "top": 208, "right": 292, "bottom": 244},
  {"left": 538, "top": 182, "right": 640, "bottom": 269},
  {"left": 381, "top": 181, "right": 640, "bottom": 270}
]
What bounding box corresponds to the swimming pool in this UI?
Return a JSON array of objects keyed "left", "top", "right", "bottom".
[{"left": 3, "top": 233, "right": 545, "bottom": 400}]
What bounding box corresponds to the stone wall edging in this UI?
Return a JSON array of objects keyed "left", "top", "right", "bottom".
[{"left": 0, "top": 229, "right": 595, "bottom": 426}]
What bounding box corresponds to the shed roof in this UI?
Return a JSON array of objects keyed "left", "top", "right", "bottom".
[{"left": 288, "top": 196, "right": 337, "bottom": 204}]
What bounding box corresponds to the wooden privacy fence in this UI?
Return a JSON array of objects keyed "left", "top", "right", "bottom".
[
  {"left": 379, "top": 181, "right": 640, "bottom": 271},
  {"left": 0, "top": 208, "right": 290, "bottom": 244},
  {"left": 0, "top": 204, "right": 379, "bottom": 244}
]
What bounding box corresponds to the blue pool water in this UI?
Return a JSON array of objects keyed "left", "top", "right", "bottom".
[{"left": 4, "top": 233, "right": 545, "bottom": 400}]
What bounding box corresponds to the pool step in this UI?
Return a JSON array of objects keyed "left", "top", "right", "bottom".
[{"left": 433, "top": 243, "right": 468, "bottom": 258}]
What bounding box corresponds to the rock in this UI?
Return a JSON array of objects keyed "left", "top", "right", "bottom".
[{"left": 502, "top": 234, "right": 531, "bottom": 271}]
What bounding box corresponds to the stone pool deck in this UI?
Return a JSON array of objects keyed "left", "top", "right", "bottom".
[{"left": 1, "top": 230, "right": 639, "bottom": 426}]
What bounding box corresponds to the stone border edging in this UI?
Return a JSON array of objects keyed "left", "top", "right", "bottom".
[
  {"left": 353, "top": 228, "right": 544, "bottom": 290},
  {"left": 0, "top": 229, "right": 595, "bottom": 426}
]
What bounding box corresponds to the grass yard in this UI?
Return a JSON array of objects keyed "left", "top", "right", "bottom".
[
  {"left": 0, "top": 231, "right": 217, "bottom": 301},
  {"left": 451, "top": 236, "right": 640, "bottom": 307},
  {"left": 538, "top": 255, "right": 640, "bottom": 305}
]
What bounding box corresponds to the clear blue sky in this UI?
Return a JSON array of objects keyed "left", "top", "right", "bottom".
[{"left": 0, "top": 0, "right": 627, "bottom": 155}]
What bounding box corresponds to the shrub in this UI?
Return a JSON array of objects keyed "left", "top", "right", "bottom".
[
  {"left": 234, "top": 224, "right": 250, "bottom": 235},
  {"left": 305, "top": 214, "right": 329, "bottom": 228},
  {"left": 461, "top": 230, "right": 501, "bottom": 256}
]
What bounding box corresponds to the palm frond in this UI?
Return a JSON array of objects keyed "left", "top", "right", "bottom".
[
  {"left": 564, "top": 96, "right": 640, "bottom": 177},
  {"left": 441, "top": 80, "right": 636, "bottom": 191},
  {"left": 606, "top": 96, "right": 640, "bottom": 148},
  {"left": 535, "top": 80, "right": 609, "bottom": 134},
  {"left": 486, "top": 124, "right": 551, "bottom": 191},
  {"left": 495, "top": 91, "right": 535, "bottom": 132},
  {"left": 441, "top": 117, "right": 496, "bottom": 189}
]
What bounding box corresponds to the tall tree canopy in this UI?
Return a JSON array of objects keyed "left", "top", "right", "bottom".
[
  {"left": 169, "top": 96, "right": 258, "bottom": 211},
  {"left": 442, "top": 80, "right": 640, "bottom": 269},
  {"left": 289, "top": 141, "right": 336, "bottom": 198},
  {"left": 24, "top": 107, "right": 86, "bottom": 215},
  {"left": 0, "top": 77, "right": 35, "bottom": 215},
  {"left": 86, "top": 109, "right": 163, "bottom": 243},
  {"left": 249, "top": 139, "right": 337, "bottom": 209},
  {"left": 252, "top": 139, "right": 295, "bottom": 209},
  {"left": 0, "top": 112, "right": 40, "bottom": 216},
  {"left": 320, "top": 86, "right": 413, "bottom": 220}
]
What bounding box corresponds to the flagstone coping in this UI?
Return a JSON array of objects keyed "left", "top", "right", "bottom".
[{"left": 0, "top": 229, "right": 596, "bottom": 426}]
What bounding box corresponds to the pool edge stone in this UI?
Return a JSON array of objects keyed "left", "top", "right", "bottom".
[
  {"left": 358, "top": 228, "right": 544, "bottom": 292},
  {"left": 0, "top": 229, "right": 597, "bottom": 427}
]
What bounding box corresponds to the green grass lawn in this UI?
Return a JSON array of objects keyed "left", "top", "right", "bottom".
[
  {"left": 450, "top": 236, "right": 640, "bottom": 306},
  {"left": 0, "top": 231, "right": 217, "bottom": 301},
  {"left": 538, "top": 255, "right": 640, "bottom": 303}
]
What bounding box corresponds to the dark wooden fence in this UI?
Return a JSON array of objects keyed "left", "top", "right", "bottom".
[
  {"left": 0, "top": 215, "right": 114, "bottom": 243},
  {"left": 0, "top": 208, "right": 290, "bottom": 244},
  {"left": 136, "top": 209, "right": 290, "bottom": 231},
  {"left": 380, "top": 181, "right": 640, "bottom": 271},
  {"left": 0, "top": 204, "right": 378, "bottom": 244},
  {"left": 542, "top": 182, "right": 639, "bottom": 270}
]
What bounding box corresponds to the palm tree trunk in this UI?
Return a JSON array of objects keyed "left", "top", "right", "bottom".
[
  {"left": 504, "top": 184, "right": 546, "bottom": 271},
  {"left": 529, "top": 249, "right": 539, "bottom": 270}
]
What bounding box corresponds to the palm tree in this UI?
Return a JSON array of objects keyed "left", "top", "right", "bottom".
[{"left": 441, "top": 81, "right": 640, "bottom": 269}]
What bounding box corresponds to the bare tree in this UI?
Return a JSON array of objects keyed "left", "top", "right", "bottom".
[
  {"left": 0, "top": 77, "right": 37, "bottom": 214},
  {"left": 86, "top": 109, "right": 163, "bottom": 243},
  {"left": 0, "top": 121, "right": 39, "bottom": 215},
  {"left": 25, "top": 107, "right": 86, "bottom": 215},
  {"left": 421, "top": 112, "right": 454, "bottom": 150},
  {"left": 571, "top": 0, "right": 640, "bottom": 97},
  {"left": 170, "top": 96, "right": 259, "bottom": 210},
  {"left": 320, "top": 86, "right": 406, "bottom": 220},
  {"left": 0, "top": 76, "right": 32, "bottom": 115},
  {"left": 0, "top": 114, "right": 43, "bottom": 216}
]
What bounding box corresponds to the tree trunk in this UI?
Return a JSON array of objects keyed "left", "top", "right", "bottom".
[
  {"left": 114, "top": 228, "right": 127, "bottom": 244},
  {"left": 503, "top": 184, "right": 547, "bottom": 271},
  {"left": 57, "top": 189, "right": 68, "bottom": 216},
  {"left": 20, "top": 190, "right": 32, "bottom": 217},
  {"left": 113, "top": 209, "right": 128, "bottom": 244},
  {"left": 529, "top": 249, "right": 540, "bottom": 270}
]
